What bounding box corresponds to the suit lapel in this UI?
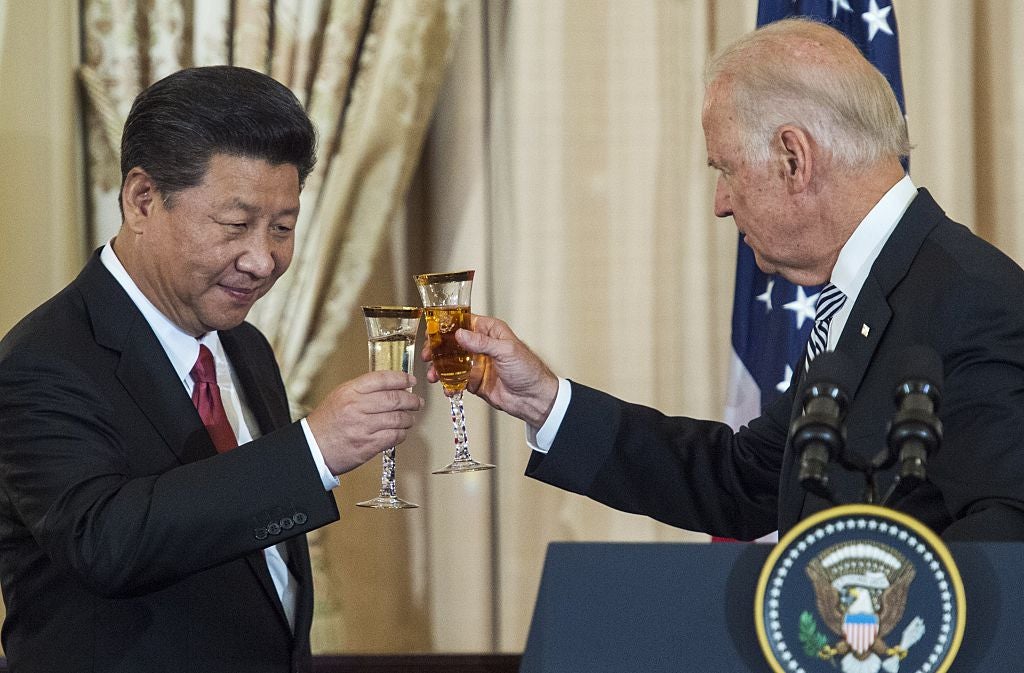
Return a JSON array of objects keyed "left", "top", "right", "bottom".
[
  {"left": 78, "top": 253, "right": 216, "bottom": 464},
  {"left": 220, "top": 329, "right": 292, "bottom": 432},
  {"left": 117, "top": 322, "right": 220, "bottom": 464},
  {"left": 833, "top": 188, "right": 946, "bottom": 397},
  {"left": 780, "top": 188, "right": 946, "bottom": 531}
]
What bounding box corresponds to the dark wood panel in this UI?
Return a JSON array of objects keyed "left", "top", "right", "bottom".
[
  {"left": 0, "top": 655, "right": 522, "bottom": 673},
  {"left": 314, "top": 655, "right": 521, "bottom": 672}
]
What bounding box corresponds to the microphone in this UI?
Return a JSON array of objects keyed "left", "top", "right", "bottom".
[
  {"left": 886, "top": 345, "right": 943, "bottom": 495},
  {"left": 791, "top": 351, "right": 854, "bottom": 502}
]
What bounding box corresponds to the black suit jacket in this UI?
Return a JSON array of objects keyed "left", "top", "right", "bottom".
[
  {"left": 526, "top": 189, "right": 1024, "bottom": 541},
  {"left": 0, "top": 252, "right": 340, "bottom": 672}
]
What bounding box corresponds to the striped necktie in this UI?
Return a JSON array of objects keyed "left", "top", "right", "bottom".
[{"left": 804, "top": 283, "right": 847, "bottom": 371}]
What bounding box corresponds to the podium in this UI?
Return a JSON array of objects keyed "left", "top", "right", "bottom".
[{"left": 520, "top": 542, "right": 1024, "bottom": 673}]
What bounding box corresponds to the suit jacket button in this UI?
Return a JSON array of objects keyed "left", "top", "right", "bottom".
[
  {"left": 293, "top": 512, "right": 308, "bottom": 525},
  {"left": 267, "top": 522, "right": 281, "bottom": 535},
  {"left": 254, "top": 527, "right": 269, "bottom": 540},
  {"left": 280, "top": 517, "right": 294, "bottom": 530}
]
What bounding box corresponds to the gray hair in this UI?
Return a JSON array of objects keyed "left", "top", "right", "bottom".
[{"left": 705, "top": 18, "right": 910, "bottom": 170}]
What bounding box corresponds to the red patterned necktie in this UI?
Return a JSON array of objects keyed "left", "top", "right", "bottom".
[{"left": 190, "top": 344, "right": 238, "bottom": 452}]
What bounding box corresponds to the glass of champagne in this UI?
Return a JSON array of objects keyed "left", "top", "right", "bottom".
[
  {"left": 356, "top": 306, "right": 422, "bottom": 509},
  {"left": 415, "top": 270, "right": 495, "bottom": 474}
]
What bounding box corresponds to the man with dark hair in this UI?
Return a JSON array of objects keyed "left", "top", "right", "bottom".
[{"left": 0, "top": 66, "right": 422, "bottom": 672}]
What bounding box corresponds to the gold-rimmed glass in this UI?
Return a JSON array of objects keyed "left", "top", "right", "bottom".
[
  {"left": 356, "top": 306, "right": 421, "bottom": 509},
  {"left": 414, "top": 270, "right": 495, "bottom": 474}
]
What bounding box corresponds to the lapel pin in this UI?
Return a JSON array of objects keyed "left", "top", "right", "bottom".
[{"left": 861, "top": 324, "right": 870, "bottom": 338}]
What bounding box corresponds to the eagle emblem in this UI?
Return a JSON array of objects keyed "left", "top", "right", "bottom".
[
  {"left": 756, "top": 506, "right": 964, "bottom": 673},
  {"left": 803, "top": 541, "right": 925, "bottom": 673}
]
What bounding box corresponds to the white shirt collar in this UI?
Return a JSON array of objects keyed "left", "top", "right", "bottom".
[
  {"left": 824, "top": 174, "right": 917, "bottom": 351},
  {"left": 830, "top": 174, "right": 917, "bottom": 300},
  {"left": 100, "top": 240, "right": 224, "bottom": 387}
]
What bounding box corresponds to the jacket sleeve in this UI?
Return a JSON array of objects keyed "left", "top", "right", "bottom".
[
  {"left": 0, "top": 349, "right": 340, "bottom": 598},
  {"left": 525, "top": 379, "right": 793, "bottom": 540}
]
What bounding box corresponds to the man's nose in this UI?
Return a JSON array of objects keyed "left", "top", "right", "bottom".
[
  {"left": 713, "top": 175, "right": 732, "bottom": 218},
  {"left": 237, "top": 235, "right": 276, "bottom": 278}
]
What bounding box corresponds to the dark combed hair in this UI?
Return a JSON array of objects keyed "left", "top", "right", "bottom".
[{"left": 119, "top": 65, "right": 317, "bottom": 209}]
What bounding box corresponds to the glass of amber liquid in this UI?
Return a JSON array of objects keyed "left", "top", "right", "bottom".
[
  {"left": 414, "top": 270, "right": 495, "bottom": 474},
  {"left": 356, "top": 306, "right": 422, "bottom": 508}
]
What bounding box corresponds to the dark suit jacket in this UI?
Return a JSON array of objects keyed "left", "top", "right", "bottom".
[
  {"left": 0, "top": 252, "right": 341, "bottom": 672},
  {"left": 526, "top": 189, "right": 1024, "bottom": 542}
]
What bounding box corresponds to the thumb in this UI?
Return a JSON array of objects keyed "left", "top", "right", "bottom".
[{"left": 456, "top": 327, "right": 499, "bottom": 356}]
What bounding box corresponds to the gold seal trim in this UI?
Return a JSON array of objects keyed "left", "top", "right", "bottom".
[{"left": 754, "top": 504, "right": 966, "bottom": 673}]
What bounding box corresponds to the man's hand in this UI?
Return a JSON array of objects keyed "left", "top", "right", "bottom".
[
  {"left": 422, "top": 314, "right": 559, "bottom": 428},
  {"left": 305, "top": 371, "right": 423, "bottom": 475}
]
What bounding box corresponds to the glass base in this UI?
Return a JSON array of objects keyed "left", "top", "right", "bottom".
[
  {"left": 432, "top": 458, "right": 496, "bottom": 474},
  {"left": 356, "top": 495, "right": 419, "bottom": 509}
]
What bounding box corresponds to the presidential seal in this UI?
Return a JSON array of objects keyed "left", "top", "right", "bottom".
[{"left": 755, "top": 505, "right": 965, "bottom": 673}]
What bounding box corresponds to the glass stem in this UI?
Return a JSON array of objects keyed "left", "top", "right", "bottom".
[
  {"left": 379, "top": 447, "right": 397, "bottom": 499},
  {"left": 449, "top": 391, "right": 470, "bottom": 463}
]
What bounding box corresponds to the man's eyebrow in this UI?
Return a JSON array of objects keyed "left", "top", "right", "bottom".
[{"left": 219, "top": 197, "right": 299, "bottom": 217}]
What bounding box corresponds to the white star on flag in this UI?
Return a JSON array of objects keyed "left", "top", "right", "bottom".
[
  {"left": 784, "top": 286, "right": 820, "bottom": 330},
  {"left": 776, "top": 364, "right": 794, "bottom": 393},
  {"left": 830, "top": 0, "right": 853, "bottom": 18},
  {"left": 862, "top": 0, "right": 894, "bottom": 41},
  {"left": 757, "top": 279, "right": 775, "bottom": 312}
]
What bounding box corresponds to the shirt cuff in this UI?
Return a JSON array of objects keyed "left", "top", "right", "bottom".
[
  {"left": 301, "top": 418, "right": 340, "bottom": 490},
  {"left": 526, "top": 377, "right": 572, "bottom": 454}
]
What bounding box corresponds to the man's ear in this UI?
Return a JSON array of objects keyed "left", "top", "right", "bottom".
[
  {"left": 121, "top": 167, "right": 160, "bottom": 233},
  {"left": 777, "top": 125, "right": 813, "bottom": 193}
]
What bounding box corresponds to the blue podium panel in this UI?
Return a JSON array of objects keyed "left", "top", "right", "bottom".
[{"left": 520, "top": 542, "right": 1024, "bottom": 673}]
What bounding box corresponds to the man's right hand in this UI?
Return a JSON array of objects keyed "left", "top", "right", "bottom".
[
  {"left": 421, "top": 314, "right": 559, "bottom": 429},
  {"left": 305, "top": 371, "right": 423, "bottom": 475}
]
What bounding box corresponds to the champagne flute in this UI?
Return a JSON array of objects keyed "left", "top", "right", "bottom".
[
  {"left": 415, "top": 270, "right": 495, "bottom": 474},
  {"left": 356, "top": 306, "right": 422, "bottom": 509}
]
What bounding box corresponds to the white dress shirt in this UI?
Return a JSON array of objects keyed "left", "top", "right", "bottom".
[
  {"left": 100, "top": 242, "right": 340, "bottom": 631},
  {"left": 529, "top": 175, "right": 919, "bottom": 453}
]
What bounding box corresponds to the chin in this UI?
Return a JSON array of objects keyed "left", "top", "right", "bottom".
[
  {"left": 751, "top": 255, "right": 775, "bottom": 276},
  {"left": 200, "top": 310, "right": 251, "bottom": 333}
]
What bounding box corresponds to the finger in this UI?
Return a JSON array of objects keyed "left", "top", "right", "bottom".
[
  {"left": 370, "top": 426, "right": 411, "bottom": 450},
  {"left": 370, "top": 389, "right": 423, "bottom": 413},
  {"left": 351, "top": 370, "right": 417, "bottom": 394}
]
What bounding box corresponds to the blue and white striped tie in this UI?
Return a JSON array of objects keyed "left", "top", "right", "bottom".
[{"left": 805, "top": 283, "right": 847, "bottom": 370}]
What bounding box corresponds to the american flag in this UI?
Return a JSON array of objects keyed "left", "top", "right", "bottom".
[
  {"left": 724, "top": 0, "right": 907, "bottom": 430},
  {"left": 718, "top": 0, "right": 906, "bottom": 542}
]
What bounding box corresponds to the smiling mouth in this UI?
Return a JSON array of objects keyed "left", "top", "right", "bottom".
[{"left": 220, "top": 284, "right": 261, "bottom": 302}]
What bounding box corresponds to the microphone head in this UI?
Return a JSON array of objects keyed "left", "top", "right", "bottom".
[
  {"left": 894, "top": 344, "right": 943, "bottom": 405},
  {"left": 800, "top": 350, "right": 856, "bottom": 412}
]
